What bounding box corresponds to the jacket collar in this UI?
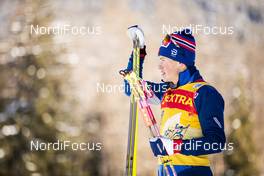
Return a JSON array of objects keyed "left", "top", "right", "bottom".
[{"left": 169, "top": 66, "right": 204, "bottom": 88}]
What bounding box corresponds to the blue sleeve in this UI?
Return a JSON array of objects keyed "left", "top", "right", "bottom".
[
  {"left": 124, "top": 47, "right": 146, "bottom": 96},
  {"left": 181, "top": 85, "right": 226, "bottom": 155}
]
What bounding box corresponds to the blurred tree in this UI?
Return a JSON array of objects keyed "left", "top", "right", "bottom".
[
  {"left": 223, "top": 81, "right": 259, "bottom": 176},
  {"left": 0, "top": 0, "right": 101, "bottom": 175}
]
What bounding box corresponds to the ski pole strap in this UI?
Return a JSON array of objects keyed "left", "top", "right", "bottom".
[
  {"left": 119, "top": 70, "right": 160, "bottom": 137},
  {"left": 119, "top": 70, "right": 153, "bottom": 100}
]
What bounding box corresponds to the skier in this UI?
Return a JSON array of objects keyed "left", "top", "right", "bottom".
[{"left": 123, "top": 26, "right": 226, "bottom": 176}]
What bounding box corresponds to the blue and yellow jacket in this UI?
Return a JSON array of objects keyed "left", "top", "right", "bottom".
[{"left": 124, "top": 49, "right": 225, "bottom": 175}]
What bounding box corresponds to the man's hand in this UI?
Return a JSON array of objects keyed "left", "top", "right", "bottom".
[
  {"left": 149, "top": 137, "right": 183, "bottom": 157},
  {"left": 127, "top": 25, "right": 145, "bottom": 48}
]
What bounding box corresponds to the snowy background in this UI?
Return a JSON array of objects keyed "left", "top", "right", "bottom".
[{"left": 0, "top": 0, "right": 264, "bottom": 175}]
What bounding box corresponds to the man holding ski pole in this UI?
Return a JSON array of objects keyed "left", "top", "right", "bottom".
[{"left": 122, "top": 25, "right": 226, "bottom": 176}]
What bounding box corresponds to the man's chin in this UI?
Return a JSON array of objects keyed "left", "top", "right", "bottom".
[
  {"left": 161, "top": 76, "right": 168, "bottom": 82},
  {"left": 162, "top": 76, "right": 173, "bottom": 83}
]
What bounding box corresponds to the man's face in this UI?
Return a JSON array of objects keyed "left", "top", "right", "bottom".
[{"left": 158, "top": 57, "right": 185, "bottom": 83}]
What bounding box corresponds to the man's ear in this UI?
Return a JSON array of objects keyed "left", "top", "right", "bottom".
[{"left": 179, "top": 63, "right": 187, "bottom": 72}]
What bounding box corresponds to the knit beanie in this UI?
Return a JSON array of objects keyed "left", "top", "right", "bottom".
[{"left": 158, "top": 29, "right": 196, "bottom": 66}]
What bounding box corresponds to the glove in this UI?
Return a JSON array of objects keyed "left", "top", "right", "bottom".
[
  {"left": 149, "top": 137, "right": 183, "bottom": 157},
  {"left": 127, "top": 25, "right": 145, "bottom": 48},
  {"left": 125, "top": 46, "right": 146, "bottom": 71}
]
